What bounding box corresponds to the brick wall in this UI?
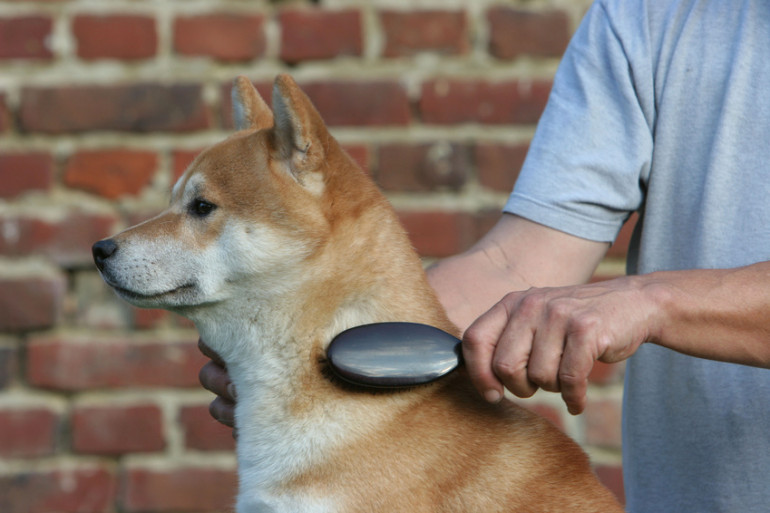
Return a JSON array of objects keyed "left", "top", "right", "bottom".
[{"left": 0, "top": 0, "right": 628, "bottom": 511}]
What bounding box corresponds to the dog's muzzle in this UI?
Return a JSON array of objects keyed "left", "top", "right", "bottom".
[{"left": 92, "top": 239, "right": 118, "bottom": 272}]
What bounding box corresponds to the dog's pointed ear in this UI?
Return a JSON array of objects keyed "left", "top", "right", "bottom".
[
  {"left": 271, "top": 74, "right": 329, "bottom": 184},
  {"left": 232, "top": 76, "right": 273, "bottom": 131}
]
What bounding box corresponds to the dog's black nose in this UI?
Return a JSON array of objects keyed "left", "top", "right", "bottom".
[{"left": 92, "top": 239, "right": 118, "bottom": 271}]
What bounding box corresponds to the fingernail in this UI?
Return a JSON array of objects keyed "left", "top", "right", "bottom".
[
  {"left": 227, "top": 383, "right": 237, "bottom": 400},
  {"left": 484, "top": 389, "right": 502, "bottom": 403}
]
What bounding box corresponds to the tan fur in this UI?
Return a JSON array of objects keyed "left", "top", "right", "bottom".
[{"left": 95, "top": 75, "right": 623, "bottom": 513}]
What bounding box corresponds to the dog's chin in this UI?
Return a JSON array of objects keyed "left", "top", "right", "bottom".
[{"left": 111, "top": 282, "right": 199, "bottom": 309}]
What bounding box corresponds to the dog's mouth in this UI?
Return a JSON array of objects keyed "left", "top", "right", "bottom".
[{"left": 101, "top": 275, "right": 197, "bottom": 304}]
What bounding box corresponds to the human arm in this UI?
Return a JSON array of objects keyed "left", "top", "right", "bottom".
[{"left": 447, "top": 220, "right": 770, "bottom": 414}]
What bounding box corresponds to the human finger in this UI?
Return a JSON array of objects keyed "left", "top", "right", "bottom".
[
  {"left": 526, "top": 298, "right": 573, "bottom": 393},
  {"left": 199, "top": 360, "right": 236, "bottom": 402},
  {"left": 198, "top": 338, "right": 227, "bottom": 367},
  {"left": 462, "top": 301, "right": 509, "bottom": 403},
  {"left": 208, "top": 396, "right": 236, "bottom": 428},
  {"left": 557, "top": 331, "right": 599, "bottom": 415}
]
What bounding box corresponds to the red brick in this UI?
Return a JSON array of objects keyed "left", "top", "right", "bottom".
[
  {"left": 132, "top": 306, "right": 172, "bottom": 330},
  {"left": 0, "top": 408, "right": 59, "bottom": 457},
  {"left": 0, "top": 344, "right": 17, "bottom": 388},
  {"left": 172, "top": 149, "right": 203, "bottom": 183},
  {"left": 20, "top": 83, "right": 210, "bottom": 134},
  {"left": 0, "top": 467, "right": 115, "bottom": 513},
  {"left": 0, "top": 276, "right": 65, "bottom": 331},
  {"left": 376, "top": 142, "right": 470, "bottom": 192},
  {"left": 279, "top": 8, "right": 362, "bottom": 63},
  {"left": 0, "top": 16, "right": 53, "bottom": 60},
  {"left": 475, "top": 142, "right": 529, "bottom": 192},
  {"left": 421, "top": 79, "right": 551, "bottom": 125},
  {"left": 588, "top": 361, "right": 625, "bottom": 385},
  {"left": 224, "top": 80, "right": 410, "bottom": 128},
  {"left": 381, "top": 10, "right": 468, "bottom": 57},
  {"left": 72, "top": 404, "right": 164, "bottom": 455},
  {"left": 27, "top": 335, "right": 207, "bottom": 391},
  {"left": 607, "top": 212, "right": 639, "bottom": 258},
  {"left": 0, "top": 212, "right": 118, "bottom": 266},
  {"left": 341, "top": 144, "right": 370, "bottom": 173},
  {"left": 487, "top": 8, "right": 570, "bottom": 60},
  {"left": 63, "top": 150, "right": 158, "bottom": 199},
  {"left": 174, "top": 13, "right": 266, "bottom": 61},
  {"left": 302, "top": 81, "right": 410, "bottom": 127},
  {"left": 0, "top": 153, "right": 54, "bottom": 198},
  {"left": 397, "top": 210, "right": 477, "bottom": 258},
  {"left": 73, "top": 15, "right": 157, "bottom": 60},
  {"left": 179, "top": 404, "right": 235, "bottom": 451},
  {"left": 0, "top": 93, "right": 9, "bottom": 132},
  {"left": 584, "top": 398, "right": 623, "bottom": 449},
  {"left": 120, "top": 466, "right": 237, "bottom": 512},
  {"left": 594, "top": 464, "right": 625, "bottom": 505},
  {"left": 522, "top": 402, "right": 565, "bottom": 432}
]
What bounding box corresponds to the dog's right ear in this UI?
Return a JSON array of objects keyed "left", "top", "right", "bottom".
[{"left": 232, "top": 76, "right": 273, "bottom": 131}]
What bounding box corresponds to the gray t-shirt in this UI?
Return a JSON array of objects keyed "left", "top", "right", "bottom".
[{"left": 504, "top": 0, "right": 770, "bottom": 511}]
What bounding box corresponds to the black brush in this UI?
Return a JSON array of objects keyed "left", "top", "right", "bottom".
[{"left": 327, "top": 322, "right": 463, "bottom": 388}]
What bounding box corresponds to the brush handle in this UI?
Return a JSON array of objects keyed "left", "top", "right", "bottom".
[{"left": 327, "top": 322, "right": 462, "bottom": 388}]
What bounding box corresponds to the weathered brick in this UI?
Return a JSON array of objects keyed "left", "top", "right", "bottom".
[
  {"left": 172, "top": 149, "right": 203, "bottom": 183},
  {"left": 421, "top": 79, "right": 551, "bottom": 125},
  {"left": 0, "top": 407, "right": 59, "bottom": 458},
  {"left": 63, "top": 150, "right": 158, "bottom": 199},
  {"left": 26, "top": 335, "right": 206, "bottom": 391},
  {"left": 0, "top": 276, "right": 65, "bottom": 332},
  {"left": 0, "top": 467, "right": 115, "bottom": 513},
  {"left": 487, "top": 8, "right": 571, "bottom": 60},
  {"left": 376, "top": 142, "right": 470, "bottom": 192},
  {"left": 0, "top": 343, "right": 18, "bottom": 389},
  {"left": 584, "top": 398, "right": 623, "bottom": 449},
  {"left": 475, "top": 142, "right": 529, "bottom": 192},
  {"left": 588, "top": 361, "right": 625, "bottom": 385},
  {"left": 0, "top": 16, "right": 53, "bottom": 60},
  {"left": 607, "top": 212, "right": 639, "bottom": 258},
  {"left": 0, "top": 153, "right": 54, "bottom": 198},
  {"left": 397, "top": 210, "right": 478, "bottom": 258},
  {"left": 279, "top": 8, "right": 362, "bottom": 63},
  {"left": 0, "top": 93, "right": 9, "bottom": 132},
  {"left": 302, "top": 81, "right": 410, "bottom": 127},
  {"left": 174, "top": 13, "right": 266, "bottom": 61},
  {"left": 594, "top": 464, "right": 626, "bottom": 505},
  {"left": 20, "top": 84, "right": 210, "bottom": 134},
  {"left": 72, "top": 403, "right": 165, "bottom": 455},
  {"left": 341, "top": 144, "right": 370, "bottom": 173},
  {"left": 120, "top": 466, "right": 237, "bottom": 513},
  {"left": 224, "top": 80, "right": 410, "bottom": 128},
  {"left": 380, "top": 10, "right": 468, "bottom": 57},
  {"left": 0, "top": 212, "right": 118, "bottom": 267},
  {"left": 73, "top": 15, "right": 157, "bottom": 60},
  {"left": 179, "top": 404, "right": 236, "bottom": 451}
]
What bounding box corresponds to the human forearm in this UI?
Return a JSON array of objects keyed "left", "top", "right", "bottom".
[
  {"left": 427, "top": 214, "right": 608, "bottom": 333},
  {"left": 649, "top": 262, "right": 770, "bottom": 367}
]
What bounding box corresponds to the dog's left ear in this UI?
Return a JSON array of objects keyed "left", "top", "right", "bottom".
[
  {"left": 271, "top": 74, "right": 330, "bottom": 189},
  {"left": 232, "top": 76, "right": 273, "bottom": 131}
]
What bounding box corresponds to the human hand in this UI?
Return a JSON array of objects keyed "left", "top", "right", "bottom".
[
  {"left": 198, "top": 338, "right": 237, "bottom": 431},
  {"left": 462, "top": 276, "right": 656, "bottom": 414}
]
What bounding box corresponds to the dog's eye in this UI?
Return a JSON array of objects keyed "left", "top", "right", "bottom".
[{"left": 190, "top": 199, "right": 217, "bottom": 218}]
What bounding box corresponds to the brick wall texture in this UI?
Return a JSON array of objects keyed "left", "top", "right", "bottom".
[{"left": 0, "top": 0, "right": 630, "bottom": 511}]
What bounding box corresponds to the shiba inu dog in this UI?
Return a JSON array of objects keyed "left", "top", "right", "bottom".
[{"left": 93, "top": 75, "right": 623, "bottom": 512}]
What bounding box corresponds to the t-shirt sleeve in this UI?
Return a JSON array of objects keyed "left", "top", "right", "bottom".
[{"left": 504, "top": 0, "right": 654, "bottom": 243}]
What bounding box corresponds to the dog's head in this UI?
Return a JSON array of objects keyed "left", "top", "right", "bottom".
[{"left": 93, "top": 75, "right": 379, "bottom": 316}]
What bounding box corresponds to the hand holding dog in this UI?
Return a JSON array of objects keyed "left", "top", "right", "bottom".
[{"left": 198, "top": 339, "right": 237, "bottom": 430}]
